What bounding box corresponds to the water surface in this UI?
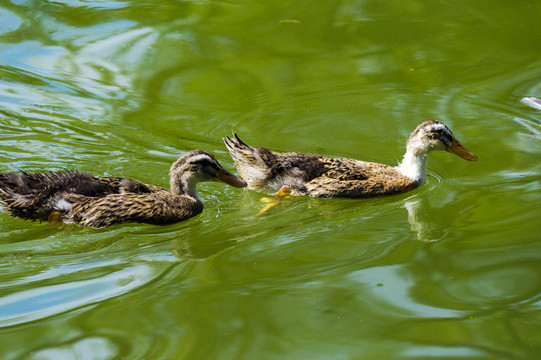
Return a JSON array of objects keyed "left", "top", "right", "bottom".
[{"left": 1, "top": 1, "right": 540, "bottom": 359}]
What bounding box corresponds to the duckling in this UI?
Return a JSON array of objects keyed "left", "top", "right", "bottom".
[
  {"left": 0, "top": 150, "right": 246, "bottom": 228},
  {"left": 224, "top": 120, "right": 477, "bottom": 198}
]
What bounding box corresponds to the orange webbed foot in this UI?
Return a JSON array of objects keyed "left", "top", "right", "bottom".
[
  {"left": 48, "top": 211, "right": 61, "bottom": 224},
  {"left": 258, "top": 186, "right": 293, "bottom": 214}
]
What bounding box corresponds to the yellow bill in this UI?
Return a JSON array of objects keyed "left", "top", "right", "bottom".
[
  {"left": 446, "top": 137, "right": 478, "bottom": 161},
  {"left": 215, "top": 167, "right": 247, "bottom": 187}
]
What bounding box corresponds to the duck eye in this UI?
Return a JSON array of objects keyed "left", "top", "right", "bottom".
[
  {"left": 192, "top": 159, "right": 219, "bottom": 173},
  {"left": 192, "top": 158, "right": 213, "bottom": 167}
]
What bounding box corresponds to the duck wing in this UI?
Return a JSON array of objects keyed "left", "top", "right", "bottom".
[
  {"left": 0, "top": 171, "right": 163, "bottom": 222},
  {"left": 0, "top": 171, "right": 116, "bottom": 220},
  {"left": 0, "top": 171, "right": 118, "bottom": 198},
  {"left": 97, "top": 177, "right": 165, "bottom": 194},
  {"left": 304, "top": 160, "right": 418, "bottom": 198}
]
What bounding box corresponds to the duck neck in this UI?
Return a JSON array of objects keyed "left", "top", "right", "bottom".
[
  {"left": 170, "top": 175, "right": 200, "bottom": 200},
  {"left": 396, "top": 146, "right": 429, "bottom": 184}
]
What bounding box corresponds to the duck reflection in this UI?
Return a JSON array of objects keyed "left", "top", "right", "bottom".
[{"left": 404, "top": 196, "right": 449, "bottom": 242}]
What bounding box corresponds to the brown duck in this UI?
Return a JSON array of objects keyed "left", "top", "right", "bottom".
[
  {"left": 224, "top": 120, "right": 477, "bottom": 199},
  {"left": 0, "top": 150, "right": 246, "bottom": 228}
]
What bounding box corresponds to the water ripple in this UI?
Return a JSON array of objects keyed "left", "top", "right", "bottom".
[
  {"left": 26, "top": 336, "right": 119, "bottom": 360},
  {"left": 0, "top": 262, "right": 163, "bottom": 328},
  {"left": 0, "top": 8, "right": 22, "bottom": 34}
]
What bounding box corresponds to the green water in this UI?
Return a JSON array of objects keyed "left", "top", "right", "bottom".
[{"left": 1, "top": 1, "right": 541, "bottom": 359}]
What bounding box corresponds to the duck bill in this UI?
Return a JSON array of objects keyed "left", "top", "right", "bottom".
[
  {"left": 215, "top": 166, "right": 247, "bottom": 187},
  {"left": 446, "top": 138, "right": 478, "bottom": 161}
]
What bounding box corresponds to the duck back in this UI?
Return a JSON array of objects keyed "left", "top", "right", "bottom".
[{"left": 0, "top": 171, "right": 153, "bottom": 222}]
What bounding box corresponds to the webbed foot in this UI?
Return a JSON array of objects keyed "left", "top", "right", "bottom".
[
  {"left": 48, "top": 211, "right": 61, "bottom": 224},
  {"left": 258, "top": 186, "right": 293, "bottom": 214}
]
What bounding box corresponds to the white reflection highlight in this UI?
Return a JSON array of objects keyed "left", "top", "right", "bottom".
[
  {"left": 0, "top": 8, "right": 22, "bottom": 33},
  {"left": 0, "top": 264, "right": 158, "bottom": 328},
  {"left": 27, "top": 337, "right": 119, "bottom": 360},
  {"left": 349, "top": 265, "right": 464, "bottom": 318},
  {"left": 44, "top": 0, "right": 128, "bottom": 10},
  {"left": 521, "top": 96, "right": 541, "bottom": 110},
  {"left": 83, "top": 27, "right": 158, "bottom": 66}
]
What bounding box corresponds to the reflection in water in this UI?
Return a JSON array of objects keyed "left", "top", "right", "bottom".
[
  {"left": 0, "top": 8, "right": 22, "bottom": 33},
  {"left": 402, "top": 167, "right": 468, "bottom": 242},
  {"left": 516, "top": 98, "right": 541, "bottom": 143},
  {"left": 391, "top": 239, "right": 541, "bottom": 359},
  {"left": 26, "top": 337, "right": 119, "bottom": 360},
  {"left": 521, "top": 96, "right": 541, "bottom": 111},
  {"left": 0, "top": 261, "right": 174, "bottom": 328},
  {"left": 404, "top": 197, "right": 445, "bottom": 242},
  {"left": 173, "top": 236, "right": 241, "bottom": 261},
  {"left": 512, "top": 116, "right": 541, "bottom": 140},
  {"left": 0, "top": 261, "right": 166, "bottom": 328}
]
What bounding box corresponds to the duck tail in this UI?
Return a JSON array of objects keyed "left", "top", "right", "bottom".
[
  {"left": 0, "top": 196, "right": 45, "bottom": 221},
  {"left": 0, "top": 173, "right": 26, "bottom": 202},
  {"left": 0, "top": 172, "right": 67, "bottom": 221},
  {"left": 0, "top": 188, "right": 50, "bottom": 221},
  {"left": 223, "top": 133, "right": 270, "bottom": 187},
  {"left": 224, "top": 132, "right": 256, "bottom": 162}
]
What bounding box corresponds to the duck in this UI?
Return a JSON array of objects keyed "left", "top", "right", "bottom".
[
  {"left": 0, "top": 150, "right": 246, "bottom": 228},
  {"left": 224, "top": 120, "right": 477, "bottom": 199}
]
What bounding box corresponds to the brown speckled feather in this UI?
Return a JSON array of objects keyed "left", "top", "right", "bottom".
[
  {"left": 65, "top": 191, "right": 203, "bottom": 228},
  {"left": 303, "top": 160, "right": 417, "bottom": 198},
  {"left": 0, "top": 171, "right": 187, "bottom": 227}
]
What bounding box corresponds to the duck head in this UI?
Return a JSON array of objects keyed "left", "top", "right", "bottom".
[
  {"left": 170, "top": 150, "right": 246, "bottom": 199},
  {"left": 397, "top": 120, "right": 477, "bottom": 184},
  {"left": 406, "top": 120, "right": 477, "bottom": 161}
]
